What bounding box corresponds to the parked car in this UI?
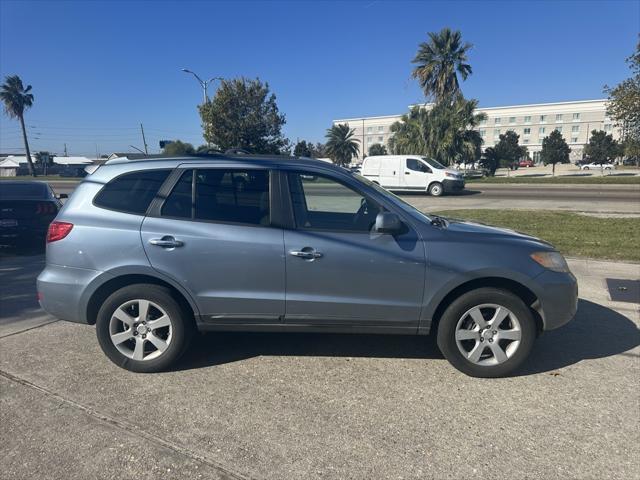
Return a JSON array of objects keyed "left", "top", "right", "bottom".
[
  {"left": 37, "top": 155, "right": 577, "bottom": 377},
  {"left": 518, "top": 159, "right": 534, "bottom": 168},
  {"left": 0, "top": 181, "right": 66, "bottom": 247},
  {"left": 59, "top": 166, "right": 88, "bottom": 178},
  {"left": 361, "top": 155, "right": 464, "bottom": 196},
  {"left": 580, "top": 162, "right": 615, "bottom": 170}
]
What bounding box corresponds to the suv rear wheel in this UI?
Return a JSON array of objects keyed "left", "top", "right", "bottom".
[
  {"left": 96, "top": 284, "right": 193, "bottom": 373},
  {"left": 436, "top": 288, "right": 536, "bottom": 377}
]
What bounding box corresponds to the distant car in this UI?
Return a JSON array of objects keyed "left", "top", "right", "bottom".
[
  {"left": 580, "top": 162, "right": 615, "bottom": 171},
  {"left": 622, "top": 158, "right": 638, "bottom": 167},
  {"left": 0, "top": 181, "right": 66, "bottom": 247},
  {"left": 518, "top": 159, "right": 534, "bottom": 168},
  {"left": 60, "top": 167, "right": 88, "bottom": 178}
]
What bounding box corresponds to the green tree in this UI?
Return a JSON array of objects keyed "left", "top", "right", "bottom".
[
  {"left": 162, "top": 140, "right": 195, "bottom": 155},
  {"left": 540, "top": 130, "right": 571, "bottom": 176},
  {"left": 480, "top": 147, "right": 500, "bottom": 176},
  {"left": 605, "top": 39, "right": 639, "bottom": 147},
  {"left": 310, "top": 142, "right": 327, "bottom": 158},
  {"left": 583, "top": 130, "right": 622, "bottom": 163},
  {"left": 388, "top": 96, "right": 486, "bottom": 166},
  {"left": 493, "top": 130, "right": 528, "bottom": 170},
  {"left": 199, "top": 77, "right": 287, "bottom": 154},
  {"left": 368, "top": 143, "right": 388, "bottom": 156},
  {"left": 293, "top": 140, "right": 312, "bottom": 157},
  {"left": 411, "top": 28, "right": 473, "bottom": 103},
  {"left": 325, "top": 124, "right": 360, "bottom": 166},
  {"left": 0, "top": 75, "right": 36, "bottom": 176}
]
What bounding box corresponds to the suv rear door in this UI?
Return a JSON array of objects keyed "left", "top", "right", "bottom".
[
  {"left": 141, "top": 166, "right": 285, "bottom": 324},
  {"left": 281, "top": 169, "right": 425, "bottom": 328}
]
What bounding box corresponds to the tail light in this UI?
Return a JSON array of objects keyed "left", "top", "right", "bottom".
[
  {"left": 46, "top": 221, "right": 73, "bottom": 243},
  {"left": 36, "top": 202, "right": 57, "bottom": 215}
]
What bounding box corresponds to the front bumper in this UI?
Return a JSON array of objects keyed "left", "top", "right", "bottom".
[
  {"left": 37, "top": 263, "right": 105, "bottom": 324},
  {"left": 534, "top": 270, "right": 579, "bottom": 330},
  {"left": 443, "top": 179, "right": 465, "bottom": 193}
]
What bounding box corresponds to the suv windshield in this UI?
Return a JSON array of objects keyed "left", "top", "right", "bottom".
[{"left": 422, "top": 157, "right": 446, "bottom": 170}]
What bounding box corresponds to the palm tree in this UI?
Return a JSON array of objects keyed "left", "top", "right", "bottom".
[
  {"left": 325, "top": 123, "right": 360, "bottom": 166},
  {"left": 411, "top": 28, "right": 472, "bottom": 103},
  {"left": 1, "top": 75, "right": 36, "bottom": 176}
]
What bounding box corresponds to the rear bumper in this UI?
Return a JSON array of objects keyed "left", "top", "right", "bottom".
[
  {"left": 534, "top": 270, "right": 579, "bottom": 330},
  {"left": 37, "top": 263, "right": 105, "bottom": 324},
  {"left": 443, "top": 179, "right": 465, "bottom": 193}
]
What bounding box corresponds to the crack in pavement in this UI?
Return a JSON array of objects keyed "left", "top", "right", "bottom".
[
  {"left": 0, "top": 319, "right": 60, "bottom": 339},
  {"left": 0, "top": 369, "right": 253, "bottom": 480}
]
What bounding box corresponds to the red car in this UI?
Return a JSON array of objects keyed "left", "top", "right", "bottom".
[{"left": 518, "top": 159, "right": 534, "bottom": 168}]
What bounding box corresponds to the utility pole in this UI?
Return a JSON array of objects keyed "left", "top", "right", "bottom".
[
  {"left": 63, "top": 143, "right": 68, "bottom": 156},
  {"left": 140, "top": 123, "right": 148, "bottom": 154}
]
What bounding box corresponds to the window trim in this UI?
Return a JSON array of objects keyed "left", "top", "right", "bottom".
[
  {"left": 149, "top": 166, "right": 277, "bottom": 229},
  {"left": 93, "top": 168, "right": 173, "bottom": 216}
]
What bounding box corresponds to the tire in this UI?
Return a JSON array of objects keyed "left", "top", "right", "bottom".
[
  {"left": 583, "top": 167, "right": 589, "bottom": 170},
  {"left": 96, "top": 284, "right": 193, "bottom": 373},
  {"left": 428, "top": 182, "right": 444, "bottom": 196},
  {"left": 436, "top": 288, "right": 536, "bottom": 378}
]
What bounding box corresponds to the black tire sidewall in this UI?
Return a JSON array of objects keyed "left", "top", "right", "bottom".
[
  {"left": 437, "top": 288, "right": 536, "bottom": 378},
  {"left": 96, "top": 284, "right": 190, "bottom": 373}
]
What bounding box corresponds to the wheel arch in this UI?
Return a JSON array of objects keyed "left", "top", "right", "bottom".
[
  {"left": 425, "top": 277, "right": 543, "bottom": 335},
  {"left": 84, "top": 272, "right": 199, "bottom": 326}
]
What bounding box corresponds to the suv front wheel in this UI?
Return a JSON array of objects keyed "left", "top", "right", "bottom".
[
  {"left": 96, "top": 284, "right": 193, "bottom": 373},
  {"left": 436, "top": 288, "right": 536, "bottom": 377}
]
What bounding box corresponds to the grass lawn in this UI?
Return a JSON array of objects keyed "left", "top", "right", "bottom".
[
  {"left": 468, "top": 175, "right": 640, "bottom": 185},
  {"left": 434, "top": 209, "right": 640, "bottom": 262}
]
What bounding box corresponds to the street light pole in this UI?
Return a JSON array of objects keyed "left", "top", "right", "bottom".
[{"left": 181, "top": 68, "right": 223, "bottom": 104}]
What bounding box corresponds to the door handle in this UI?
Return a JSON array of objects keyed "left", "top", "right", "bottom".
[
  {"left": 405, "top": 171, "right": 411, "bottom": 175},
  {"left": 289, "top": 248, "right": 323, "bottom": 260},
  {"left": 149, "top": 236, "right": 184, "bottom": 248}
]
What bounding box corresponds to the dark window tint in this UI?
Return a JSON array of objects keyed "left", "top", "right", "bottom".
[
  {"left": 94, "top": 169, "right": 170, "bottom": 215},
  {"left": 162, "top": 170, "right": 193, "bottom": 218},
  {"left": 0, "top": 183, "right": 48, "bottom": 199},
  {"left": 407, "top": 159, "right": 430, "bottom": 173},
  {"left": 288, "top": 172, "right": 380, "bottom": 232},
  {"left": 161, "top": 169, "right": 270, "bottom": 226}
]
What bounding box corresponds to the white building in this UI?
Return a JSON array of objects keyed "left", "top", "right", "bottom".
[{"left": 333, "top": 99, "right": 620, "bottom": 162}]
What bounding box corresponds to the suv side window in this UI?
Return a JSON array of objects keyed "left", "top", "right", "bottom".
[
  {"left": 288, "top": 172, "right": 381, "bottom": 232},
  {"left": 94, "top": 169, "right": 171, "bottom": 215},
  {"left": 407, "top": 159, "right": 430, "bottom": 173},
  {"left": 162, "top": 168, "right": 270, "bottom": 226}
]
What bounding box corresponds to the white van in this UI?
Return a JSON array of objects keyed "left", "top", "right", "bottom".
[{"left": 360, "top": 155, "right": 465, "bottom": 196}]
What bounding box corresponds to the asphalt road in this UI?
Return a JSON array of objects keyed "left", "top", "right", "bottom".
[
  {"left": 0, "top": 250, "right": 639, "bottom": 479},
  {"left": 48, "top": 180, "right": 640, "bottom": 214}
]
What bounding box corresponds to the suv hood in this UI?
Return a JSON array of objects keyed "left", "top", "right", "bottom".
[{"left": 440, "top": 216, "right": 554, "bottom": 248}]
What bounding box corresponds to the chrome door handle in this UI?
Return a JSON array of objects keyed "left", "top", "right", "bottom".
[
  {"left": 289, "top": 249, "right": 323, "bottom": 260},
  {"left": 149, "top": 237, "right": 184, "bottom": 248}
]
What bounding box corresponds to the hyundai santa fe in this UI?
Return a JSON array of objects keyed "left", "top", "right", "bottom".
[{"left": 37, "top": 154, "right": 578, "bottom": 377}]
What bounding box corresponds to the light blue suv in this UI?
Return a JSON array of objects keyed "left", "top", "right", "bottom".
[{"left": 37, "top": 154, "right": 578, "bottom": 377}]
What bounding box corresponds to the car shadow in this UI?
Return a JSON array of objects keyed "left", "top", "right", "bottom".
[{"left": 174, "top": 299, "right": 639, "bottom": 376}]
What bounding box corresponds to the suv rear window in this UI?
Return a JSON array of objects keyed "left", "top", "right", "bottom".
[
  {"left": 162, "top": 168, "right": 270, "bottom": 226},
  {"left": 94, "top": 169, "right": 171, "bottom": 215}
]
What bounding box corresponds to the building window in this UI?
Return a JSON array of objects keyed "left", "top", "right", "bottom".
[
  {"left": 523, "top": 128, "right": 531, "bottom": 135},
  {"left": 533, "top": 151, "right": 541, "bottom": 162},
  {"left": 479, "top": 118, "right": 487, "bottom": 126},
  {"left": 540, "top": 115, "right": 546, "bottom": 123},
  {"left": 366, "top": 127, "right": 372, "bottom": 133},
  {"left": 524, "top": 116, "right": 532, "bottom": 123},
  {"left": 604, "top": 124, "right": 612, "bottom": 132},
  {"left": 539, "top": 127, "right": 546, "bottom": 134},
  {"left": 555, "top": 126, "right": 562, "bottom": 133},
  {"left": 571, "top": 137, "right": 578, "bottom": 143},
  {"left": 572, "top": 125, "right": 580, "bottom": 133},
  {"left": 494, "top": 117, "right": 501, "bottom": 125},
  {"left": 494, "top": 129, "right": 501, "bottom": 137},
  {"left": 509, "top": 116, "right": 516, "bottom": 124},
  {"left": 523, "top": 139, "right": 529, "bottom": 144},
  {"left": 377, "top": 126, "right": 384, "bottom": 133},
  {"left": 377, "top": 136, "right": 384, "bottom": 143},
  {"left": 479, "top": 129, "right": 486, "bottom": 138},
  {"left": 367, "top": 136, "right": 372, "bottom": 143},
  {"left": 572, "top": 113, "right": 580, "bottom": 121},
  {"left": 555, "top": 114, "right": 563, "bottom": 122}
]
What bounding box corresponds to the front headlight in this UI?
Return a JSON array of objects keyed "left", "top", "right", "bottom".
[
  {"left": 445, "top": 172, "right": 460, "bottom": 178},
  {"left": 530, "top": 251, "right": 570, "bottom": 273}
]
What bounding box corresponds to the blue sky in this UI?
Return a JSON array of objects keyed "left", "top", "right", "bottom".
[{"left": 1, "top": 0, "right": 638, "bottom": 156}]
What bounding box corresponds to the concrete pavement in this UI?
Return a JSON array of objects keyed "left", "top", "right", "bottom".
[{"left": 1, "top": 252, "right": 638, "bottom": 479}]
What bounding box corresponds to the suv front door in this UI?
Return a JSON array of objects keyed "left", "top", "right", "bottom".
[
  {"left": 141, "top": 166, "right": 285, "bottom": 324},
  {"left": 282, "top": 170, "right": 425, "bottom": 328}
]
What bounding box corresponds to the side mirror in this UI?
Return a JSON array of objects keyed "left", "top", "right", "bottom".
[
  {"left": 57, "top": 193, "right": 68, "bottom": 199},
  {"left": 375, "top": 212, "right": 402, "bottom": 234}
]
